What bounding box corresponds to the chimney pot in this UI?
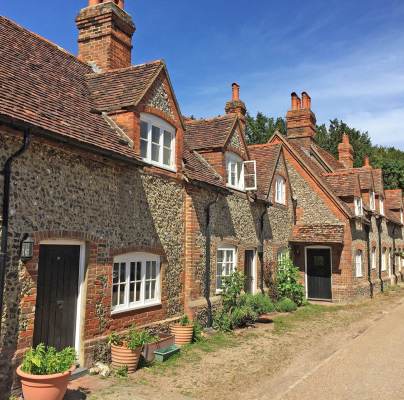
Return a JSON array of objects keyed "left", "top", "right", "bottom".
[
  {"left": 232, "top": 83, "right": 240, "bottom": 101},
  {"left": 88, "top": 0, "right": 124, "bottom": 9},
  {"left": 364, "top": 155, "right": 371, "bottom": 168},
  {"left": 301, "top": 92, "right": 311, "bottom": 109},
  {"left": 291, "top": 92, "right": 298, "bottom": 110},
  {"left": 342, "top": 133, "right": 350, "bottom": 144}
]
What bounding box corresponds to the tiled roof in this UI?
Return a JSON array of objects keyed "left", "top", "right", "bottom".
[
  {"left": 184, "top": 114, "right": 237, "bottom": 150},
  {"left": 291, "top": 224, "right": 345, "bottom": 244},
  {"left": 311, "top": 143, "right": 344, "bottom": 171},
  {"left": 183, "top": 146, "right": 226, "bottom": 189},
  {"left": 385, "top": 189, "right": 403, "bottom": 210},
  {"left": 352, "top": 168, "right": 374, "bottom": 191},
  {"left": 248, "top": 143, "right": 282, "bottom": 196},
  {"left": 86, "top": 61, "right": 164, "bottom": 112},
  {"left": 0, "top": 16, "right": 139, "bottom": 159},
  {"left": 385, "top": 209, "right": 402, "bottom": 225},
  {"left": 323, "top": 171, "right": 361, "bottom": 197},
  {"left": 371, "top": 169, "right": 384, "bottom": 194}
]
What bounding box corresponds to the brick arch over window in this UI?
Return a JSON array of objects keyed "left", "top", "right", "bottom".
[
  {"left": 32, "top": 230, "right": 105, "bottom": 245},
  {"left": 110, "top": 244, "right": 167, "bottom": 263}
]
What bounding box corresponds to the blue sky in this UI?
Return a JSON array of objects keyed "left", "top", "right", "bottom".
[{"left": 2, "top": 0, "right": 404, "bottom": 149}]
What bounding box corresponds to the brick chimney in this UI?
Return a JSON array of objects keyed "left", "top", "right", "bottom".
[
  {"left": 76, "top": 0, "right": 135, "bottom": 71},
  {"left": 363, "top": 155, "right": 371, "bottom": 169},
  {"left": 225, "top": 83, "right": 247, "bottom": 124},
  {"left": 338, "top": 133, "right": 354, "bottom": 169},
  {"left": 286, "top": 91, "right": 317, "bottom": 148}
]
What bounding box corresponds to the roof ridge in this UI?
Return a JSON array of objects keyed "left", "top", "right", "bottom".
[
  {"left": 248, "top": 143, "right": 281, "bottom": 148},
  {"left": 86, "top": 60, "right": 164, "bottom": 76},
  {"left": 184, "top": 114, "right": 236, "bottom": 124},
  {"left": 0, "top": 16, "right": 90, "bottom": 70}
]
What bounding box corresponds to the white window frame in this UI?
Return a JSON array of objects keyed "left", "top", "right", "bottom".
[
  {"left": 371, "top": 247, "right": 377, "bottom": 270},
  {"left": 379, "top": 197, "right": 385, "bottom": 216},
  {"left": 381, "top": 248, "right": 387, "bottom": 271},
  {"left": 388, "top": 249, "right": 392, "bottom": 277},
  {"left": 225, "top": 152, "right": 257, "bottom": 191},
  {"left": 111, "top": 252, "right": 161, "bottom": 314},
  {"left": 140, "top": 113, "right": 176, "bottom": 171},
  {"left": 369, "top": 191, "right": 376, "bottom": 211},
  {"left": 354, "top": 196, "right": 363, "bottom": 217},
  {"left": 275, "top": 175, "right": 287, "bottom": 205},
  {"left": 355, "top": 250, "right": 363, "bottom": 277},
  {"left": 216, "top": 246, "right": 237, "bottom": 293}
]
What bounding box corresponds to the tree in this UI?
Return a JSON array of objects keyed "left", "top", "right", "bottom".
[{"left": 245, "top": 112, "right": 286, "bottom": 144}]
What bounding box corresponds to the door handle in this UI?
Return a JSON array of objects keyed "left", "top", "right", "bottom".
[{"left": 56, "top": 300, "right": 64, "bottom": 310}]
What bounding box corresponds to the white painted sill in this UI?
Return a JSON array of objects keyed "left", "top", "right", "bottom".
[{"left": 111, "top": 301, "right": 161, "bottom": 315}]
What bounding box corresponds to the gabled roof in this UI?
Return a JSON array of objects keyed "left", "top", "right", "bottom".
[
  {"left": 248, "top": 143, "right": 282, "bottom": 197},
  {"left": 0, "top": 16, "right": 141, "bottom": 160},
  {"left": 352, "top": 167, "right": 375, "bottom": 191},
  {"left": 323, "top": 171, "right": 361, "bottom": 197},
  {"left": 291, "top": 224, "right": 345, "bottom": 244},
  {"left": 184, "top": 114, "right": 237, "bottom": 150},
  {"left": 183, "top": 145, "right": 226, "bottom": 189},
  {"left": 311, "top": 143, "right": 345, "bottom": 171},
  {"left": 86, "top": 61, "right": 164, "bottom": 112},
  {"left": 385, "top": 189, "right": 403, "bottom": 210}
]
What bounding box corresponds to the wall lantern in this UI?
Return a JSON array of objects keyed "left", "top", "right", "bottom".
[{"left": 21, "top": 235, "right": 34, "bottom": 261}]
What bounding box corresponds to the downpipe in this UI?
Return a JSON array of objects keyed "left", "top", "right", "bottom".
[
  {"left": 365, "top": 224, "right": 373, "bottom": 298},
  {"left": 259, "top": 208, "right": 268, "bottom": 294},
  {"left": 376, "top": 217, "right": 383, "bottom": 292},
  {"left": 0, "top": 129, "right": 31, "bottom": 334}
]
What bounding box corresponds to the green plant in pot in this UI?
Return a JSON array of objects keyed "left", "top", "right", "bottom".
[
  {"left": 108, "top": 326, "right": 156, "bottom": 373},
  {"left": 16, "top": 343, "right": 76, "bottom": 400},
  {"left": 170, "top": 315, "right": 194, "bottom": 346}
]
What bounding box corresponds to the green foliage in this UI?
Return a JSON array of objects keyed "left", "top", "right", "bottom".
[
  {"left": 240, "top": 293, "right": 275, "bottom": 314},
  {"left": 114, "top": 365, "right": 128, "bottom": 378},
  {"left": 276, "top": 256, "right": 305, "bottom": 306},
  {"left": 179, "top": 315, "right": 192, "bottom": 326},
  {"left": 245, "top": 112, "right": 286, "bottom": 144},
  {"left": 221, "top": 271, "right": 245, "bottom": 312},
  {"left": 108, "top": 326, "right": 158, "bottom": 350},
  {"left": 229, "top": 305, "right": 257, "bottom": 328},
  {"left": 193, "top": 321, "right": 203, "bottom": 342},
  {"left": 21, "top": 343, "right": 76, "bottom": 375},
  {"left": 213, "top": 309, "right": 233, "bottom": 332},
  {"left": 275, "top": 298, "right": 298, "bottom": 313}
]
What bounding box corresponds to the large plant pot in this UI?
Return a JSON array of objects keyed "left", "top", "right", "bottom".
[
  {"left": 111, "top": 344, "right": 141, "bottom": 373},
  {"left": 170, "top": 324, "right": 194, "bottom": 346},
  {"left": 143, "top": 333, "right": 175, "bottom": 362},
  {"left": 16, "top": 365, "right": 73, "bottom": 400}
]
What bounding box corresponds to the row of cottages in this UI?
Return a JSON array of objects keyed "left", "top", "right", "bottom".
[{"left": 0, "top": 0, "right": 402, "bottom": 395}]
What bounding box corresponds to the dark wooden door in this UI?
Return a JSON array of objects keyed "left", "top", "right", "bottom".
[
  {"left": 244, "top": 250, "right": 255, "bottom": 293},
  {"left": 34, "top": 245, "right": 80, "bottom": 350},
  {"left": 306, "top": 248, "right": 332, "bottom": 300}
]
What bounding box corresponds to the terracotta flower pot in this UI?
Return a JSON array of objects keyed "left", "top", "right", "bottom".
[
  {"left": 111, "top": 344, "right": 142, "bottom": 373},
  {"left": 16, "top": 365, "right": 73, "bottom": 400},
  {"left": 170, "top": 324, "right": 194, "bottom": 346}
]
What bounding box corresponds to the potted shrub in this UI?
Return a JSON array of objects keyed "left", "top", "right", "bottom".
[
  {"left": 16, "top": 343, "right": 76, "bottom": 400},
  {"left": 170, "top": 315, "right": 194, "bottom": 346},
  {"left": 108, "top": 326, "right": 156, "bottom": 373}
]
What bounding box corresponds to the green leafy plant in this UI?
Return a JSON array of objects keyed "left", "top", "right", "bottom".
[
  {"left": 179, "top": 315, "right": 192, "bottom": 326},
  {"left": 108, "top": 326, "right": 158, "bottom": 351},
  {"left": 21, "top": 343, "right": 76, "bottom": 375},
  {"left": 193, "top": 321, "right": 204, "bottom": 342},
  {"left": 114, "top": 365, "right": 128, "bottom": 378},
  {"left": 221, "top": 271, "right": 245, "bottom": 312},
  {"left": 275, "top": 298, "right": 298, "bottom": 313},
  {"left": 240, "top": 293, "right": 275, "bottom": 315},
  {"left": 276, "top": 256, "right": 305, "bottom": 306}
]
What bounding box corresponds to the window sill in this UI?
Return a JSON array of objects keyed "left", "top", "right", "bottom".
[
  {"left": 142, "top": 159, "right": 177, "bottom": 173},
  {"left": 111, "top": 301, "right": 161, "bottom": 315}
]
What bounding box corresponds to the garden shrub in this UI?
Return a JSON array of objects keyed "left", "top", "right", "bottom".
[
  {"left": 277, "top": 256, "right": 305, "bottom": 306},
  {"left": 240, "top": 293, "right": 275, "bottom": 314},
  {"left": 275, "top": 297, "right": 298, "bottom": 313}
]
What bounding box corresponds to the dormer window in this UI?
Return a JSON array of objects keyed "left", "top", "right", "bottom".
[
  {"left": 379, "top": 197, "right": 385, "bottom": 216},
  {"left": 225, "top": 152, "right": 256, "bottom": 191},
  {"left": 140, "top": 113, "right": 176, "bottom": 171},
  {"left": 275, "top": 176, "right": 286, "bottom": 205},
  {"left": 354, "top": 197, "right": 363, "bottom": 216},
  {"left": 369, "top": 191, "right": 376, "bottom": 211}
]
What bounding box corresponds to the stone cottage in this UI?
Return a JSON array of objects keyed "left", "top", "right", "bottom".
[
  {"left": 263, "top": 92, "right": 404, "bottom": 301},
  {"left": 0, "top": 0, "right": 293, "bottom": 395}
]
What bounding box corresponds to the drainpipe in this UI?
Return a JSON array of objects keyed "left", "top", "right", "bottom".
[
  {"left": 0, "top": 129, "right": 31, "bottom": 334},
  {"left": 204, "top": 194, "right": 219, "bottom": 328},
  {"left": 259, "top": 207, "right": 268, "bottom": 294},
  {"left": 365, "top": 224, "right": 373, "bottom": 298},
  {"left": 376, "top": 216, "right": 384, "bottom": 292}
]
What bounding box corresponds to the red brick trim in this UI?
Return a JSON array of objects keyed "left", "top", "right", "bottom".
[
  {"left": 138, "top": 105, "right": 179, "bottom": 129},
  {"left": 32, "top": 230, "right": 105, "bottom": 244},
  {"left": 110, "top": 244, "right": 167, "bottom": 262}
]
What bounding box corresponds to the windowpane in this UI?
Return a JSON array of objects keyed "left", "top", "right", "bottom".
[
  {"left": 216, "top": 248, "right": 236, "bottom": 290},
  {"left": 151, "top": 281, "right": 156, "bottom": 298},
  {"left": 113, "top": 263, "right": 119, "bottom": 284},
  {"left": 112, "top": 285, "right": 118, "bottom": 306},
  {"left": 120, "top": 263, "right": 126, "bottom": 282},
  {"left": 217, "top": 250, "right": 224, "bottom": 263},
  {"left": 119, "top": 284, "right": 125, "bottom": 304},
  {"left": 136, "top": 262, "right": 141, "bottom": 280},
  {"left": 163, "top": 148, "right": 171, "bottom": 166},
  {"left": 163, "top": 130, "right": 172, "bottom": 147},
  {"left": 129, "top": 283, "right": 135, "bottom": 303},
  {"left": 151, "top": 143, "right": 160, "bottom": 162},
  {"left": 145, "top": 282, "right": 150, "bottom": 300},
  {"left": 141, "top": 139, "right": 148, "bottom": 159},
  {"left": 152, "top": 126, "right": 160, "bottom": 143},
  {"left": 136, "top": 282, "right": 141, "bottom": 301},
  {"left": 141, "top": 121, "right": 148, "bottom": 139},
  {"left": 146, "top": 261, "right": 151, "bottom": 279}
]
